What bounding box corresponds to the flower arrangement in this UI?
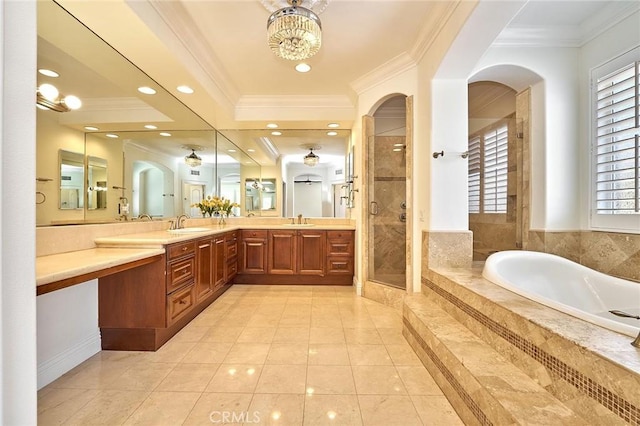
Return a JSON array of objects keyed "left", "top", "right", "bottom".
[{"left": 191, "top": 196, "right": 239, "bottom": 217}]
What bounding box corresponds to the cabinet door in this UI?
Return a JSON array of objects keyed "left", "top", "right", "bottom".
[
  {"left": 298, "top": 230, "right": 326, "bottom": 275},
  {"left": 240, "top": 230, "right": 268, "bottom": 274},
  {"left": 214, "top": 236, "right": 226, "bottom": 289},
  {"left": 195, "top": 239, "right": 213, "bottom": 301},
  {"left": 268, "top": 230, "right": 297, "bottom": 274}
]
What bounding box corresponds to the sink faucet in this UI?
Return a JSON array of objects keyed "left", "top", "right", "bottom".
[
  {"left": 173, "top": 214, "right": 189, "bottom": 230},
  {"left": 137, "top": 213, "right": 152, "bottom": 221},
  {"left": 297, "top": 214, "right": 303, "bottom": 224}
]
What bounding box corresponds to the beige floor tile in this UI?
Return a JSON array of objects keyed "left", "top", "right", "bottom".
[
  {"left": 105, "top": 362, "right": 175, "bottom": 391},
  {"left": 145, "top": 341, "right": 196, "bottom": 363},
  {"left": 64, "top": 390, "right": 149, "bottom": 425},
  {"left": 254, "top": 364, "right": 307, "bottom": 394},
  {"left": 38, "top": 387, "right": 100, "bottom": 426},
  {"left": 311, "top": 314, "right": 344, "bottom": 328},
  {"left": 386, "top": 343, "right": 422, "bottom": 366},
  {"left": 272, "top": 327, "right": 310, "bottom": 343},
  {"left": 247, "top": 393, "right": 305, "bottom": 425},
  {"left": 236, "top": 327, "right": 277, "bottom": 343},
  {"left": 287, "top": 296, "right": 313, "bottom": 305},
  {"left": 396, "top": 366, "right": 444, "bottom": 396},
  {"left": 200, "top": 326, "right": 244, "bottom": 343},
  {"left": 170, "top": 325, "right": 211, "bottom": 343},
  {"left": 303, "top": 394, "right": 362, "bottom": 426},
  {"left": 205, "top": 364, "right": 262, "bottom": 393},
  {"left": 183, "top": 393, "right": 253, "bottom": 425},
  {"left": 156, "top": 363, "right": 219, "bottom": 392},
  {"left": 223, "top": 343, "right": 271, "bottom": 364},
  {"left": 411, "top": 395, "right": 464, "bottom": 425},
  {"left": 308, "top": 344, "right": 350, "bottom": 365},
  {"left": 278, "top": 313, "right": 311, "bottom": 327},
  {"left": 309, "top": 327, "right": 346, "bottom": 344},
  {"left": 358, "top": 395, "right": 422, "bottom": 426},
  {"left": 46, "top": 358, "right": 133, "bottom": 390},
  {"left": 306, "top": 365, "right": 356, "bottom": 395},
  {"left": 344, "top": 328, "right": 383, "bottom": 345},
  {"left": 347, "top": 345, "right": 393, "bottom": 366},
  {"left": 369, "top": 314, "right": 403, "bottom": 329},
  {"left": 246, "top": 314, "right": 281, "bottom": 328},
  {"left": 352, "top": 366, "right": 407, "bottom": 395},
  {"left": 377, "top": 328, "right": 407, "bottom": 345},
  {"left": 266, "top": 342, "right": 309, "bottom": 365},
  {"left": 123, "top": 391, "right": 200, "bottom": 425},
  {"left": 182, "top": 342, "right": 233, "bottom": 364}
]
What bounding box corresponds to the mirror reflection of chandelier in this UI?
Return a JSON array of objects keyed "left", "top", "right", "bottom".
[
  {"left": 304, "top": 148, "right": 320, "bottom": 167},
  {"left": 266, "top": 0, "right": 328, "bottom": 61}
]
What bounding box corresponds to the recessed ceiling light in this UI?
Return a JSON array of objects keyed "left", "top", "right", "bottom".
[
  {"left": 327, "top": 131, "right": 338, "bottom": 136},
  {"left": 159, "top": 132, "right": 171, "bottom": 137},
  {"left": 393, "top": 148, "right": 402, "bottom": 152},
  {"left": 38, "top": 69, "right": 59, "bottom": 78},
  {"left": 394, "top": 143, "right": 404, "bottom": 146},
  {"left": 295, "top": 63, "right": 311, "bottom": 73},
  {"left": 137, "top": 86, "right": 156, "bottom": 95},
  {"left": 84, "top": 126, "right": 99, "bottom": 131},
  {"left": 247, "top": 149, "right": 255, "bottom": 152},
  {"left": 144, "top": 124, "right": 158, "bottom": 130},
  {"left": 105, "top": 133, "right": 119, "bottom": 139},
  {"left": 228, "top": 149, "right": 237, "bottom": 153},
  {"left": 266, "top": 123, "right": 278, "bottom": 129},
  {"left": 327, "top": 123, "right": 339, "bottom": 128},
  {"left": 271, "top": 131, "right": 282, "bottom": 136},
  {"left": 177, "top": 85, "right": 194, "bottom": 94}
]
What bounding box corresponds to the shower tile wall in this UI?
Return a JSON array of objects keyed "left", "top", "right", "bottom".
[{"left": 371, "top": 136, "right": 406, "bottom": 282}]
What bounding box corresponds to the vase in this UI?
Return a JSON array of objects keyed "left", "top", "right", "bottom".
[{"left": 218, "top": 213, "right": 226, "bottom": 225}]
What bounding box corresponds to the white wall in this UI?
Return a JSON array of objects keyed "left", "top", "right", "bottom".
[{"left": 1, "top": 0, "right": 38, "bottom": 422}]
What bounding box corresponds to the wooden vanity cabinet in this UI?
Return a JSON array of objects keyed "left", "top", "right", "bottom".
[
  {"left": 225, "top": 231, "right": 238, "bottom": 282},
  {"left": 213, "top": 236, "right": 226, "bottom": 290},
  {"left": 237, "top": 229, "right": 353, "bottom": 285}
]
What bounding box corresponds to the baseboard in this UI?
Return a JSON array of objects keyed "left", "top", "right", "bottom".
[{"left": 37, "top": 331, "right": 101, "bottom": 389}]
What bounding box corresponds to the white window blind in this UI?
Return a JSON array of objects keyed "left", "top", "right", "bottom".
[
  {"left": 468, "top": 136, "right": 481, "bottom": 213},
  {"left": 594, "top": 61, "right": 640, "bottom": 215},
  {"left": 483, "top": 125, "right": 508, "bottom": 213}
]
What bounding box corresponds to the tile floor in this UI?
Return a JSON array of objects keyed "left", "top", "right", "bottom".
[{"left": 38, "top": 285, "right": 463, "bottom": 425}]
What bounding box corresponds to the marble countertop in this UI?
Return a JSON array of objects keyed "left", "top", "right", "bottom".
[
  {"left": 36, "top": 247, "right": 165, "bottom": 287},
  {"left": 94, "top": 224, "right": 356, "bottom": 247}
]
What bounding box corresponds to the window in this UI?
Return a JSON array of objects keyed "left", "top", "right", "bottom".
[
  {"left": 468, "top": 123, "right": 508, "bottom": 214},
  {"left": 591, "top": 48, "right": 640, "bottom": 231}
]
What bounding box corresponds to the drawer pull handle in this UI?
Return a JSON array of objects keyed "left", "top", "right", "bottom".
[
  {"left": 179, "top": 299, "right": 187, "bottom": 304},
  {"left": 182, "top": 247, "right": 188, "bottom": 251}
]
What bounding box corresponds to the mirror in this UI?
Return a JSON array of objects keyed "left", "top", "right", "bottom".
[
  {"left": 59, "top": 150, "right": 84, "bottom": 210},
  {"left": 245, "top": 178, "right": 277, "bottom": 213},
  {"left": 87, "top": 156, "right": 107, "bottom": 210}
]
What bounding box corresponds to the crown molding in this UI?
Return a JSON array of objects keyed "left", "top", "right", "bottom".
[
  {"left": 128, "top": 0, "right": 240, "bottom": 115},
  {"left": 409, "top": 1, "right": 460, "bottom": 61},
  {"left": 235, "top": 95, "right": 355, "bottom": 121},
  {"left": 350, "top": 52, "right": 416, "bottom": 95}
]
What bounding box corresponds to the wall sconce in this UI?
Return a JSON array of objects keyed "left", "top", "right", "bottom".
[{"left": 36, "top": 83, "right": 81, "bottom": 112}]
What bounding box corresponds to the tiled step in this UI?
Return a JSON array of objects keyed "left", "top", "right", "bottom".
[{"left": 403, "top": 294, "right": 585, "bottom": 426}]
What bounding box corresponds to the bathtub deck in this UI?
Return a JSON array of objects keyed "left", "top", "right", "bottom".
[{"left": 403, "top": 264, "right": 640, "bottom": 426}]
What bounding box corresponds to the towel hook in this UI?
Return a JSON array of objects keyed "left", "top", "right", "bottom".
[{"left": 432, "top": 151, "right": 444, "bottom": 159}]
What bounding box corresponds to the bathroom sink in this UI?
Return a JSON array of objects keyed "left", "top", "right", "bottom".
[
  {"left": 284, "top": 223, "right": 315, "bottom": 227},
  {"left": 167, "top": 227, "right": 211, "bottom": 234}
]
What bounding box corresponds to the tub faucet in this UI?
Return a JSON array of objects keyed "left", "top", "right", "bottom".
[{"left": 609, "top": 310, "right": 640, "bottom": 348}]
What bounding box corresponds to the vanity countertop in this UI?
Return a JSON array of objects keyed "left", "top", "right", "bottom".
[
  {"left": 36, "top": 247, "right": 165, "bottom": 289},
  {"left": 94, "top": 224, "right": 356, "bottom": 247}
]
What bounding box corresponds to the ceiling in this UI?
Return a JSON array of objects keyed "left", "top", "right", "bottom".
[{"left": 49, "top": 0, "right": 639, "bottom": 164}]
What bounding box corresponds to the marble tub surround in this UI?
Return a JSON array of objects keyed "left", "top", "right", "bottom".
[
  {"left": 362, "top": 280, "right": 405, "bottom": 311},
  {"left": 403, "top": 295, "right": 584, "bottom": 426},
  {"left": 421, "top": 231, "right": 472, "bottom": 270},
  {"left": 419, "top": 266, "right": 640, "bottom": 425}
]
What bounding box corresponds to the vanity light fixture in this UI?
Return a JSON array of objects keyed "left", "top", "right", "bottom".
[
  {"left": 266, "top": 0, "right": 323, "bottom": 61},
  {"left": 184, "top": 149, "right": 202, "bottom": 168},
  {"left": 137, "top": 86, "right": 156, "bottom": 95},
  {"left": 36, "top": 83, "right": 82, "bottom": 112},
  {"left": 176, "top": 85, "right": 194, "bottom": 94},
  {"left": 304, "top": 147, "right": 320, "bottom": 167}
]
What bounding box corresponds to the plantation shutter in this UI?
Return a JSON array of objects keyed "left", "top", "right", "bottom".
[
  {"left": 483, "top": 125, "right": 508, "bottom": 213},
  {"left": 468, "top": 136, "right": 481, "bottom": 213},
  {"left": 594, "top": 61, "right": 640, "bottom": 214}
]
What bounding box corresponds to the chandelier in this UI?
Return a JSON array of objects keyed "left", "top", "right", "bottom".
[
  {"left": 267, "top": 0, "right": 322, "bottom": 61},
  {"left": 184, "top": 149, "right": 202, "bottom": 168},
  {"left": 304, "top": 148, "right": 320, "bottom": 167}
]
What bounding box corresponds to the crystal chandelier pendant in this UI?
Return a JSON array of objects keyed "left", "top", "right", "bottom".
[{"left": 267, "top": 0, "right": 322, "bottom": 61}]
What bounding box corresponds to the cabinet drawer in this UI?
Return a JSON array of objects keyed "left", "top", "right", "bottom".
[
  {"left": 226, "top": 241, "right": 238, "bottom": 258},
  {"left": 226, "top": 260, "right": 238, "bottom": 279},
  {"left": 167, "top": 257, "right": 195, "bottom": 293},
  {"left": 167, "top": 241, "right": 196, "bottom": 260},
  {"left": 327, "top": 257, "right": 354, "bottom": 275},
  {"left": 327, "top": 241, "right": 352, "bottom": 256},
  {"left": 242, "top": 230, "right": 267, "bottom": 239},
  {"left": 225, "top": 231, "right": 238, "bottom": 242},
  {"left": 167, "top": 284, "right": 195, "bottom": 325},
  {"left": 326, "top": 230, "right": 352, "bottom": 240}
]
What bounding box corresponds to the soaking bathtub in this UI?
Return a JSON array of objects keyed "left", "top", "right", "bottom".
[{"left": 482, "top": 250, "right": 640, "bottom": 338}]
